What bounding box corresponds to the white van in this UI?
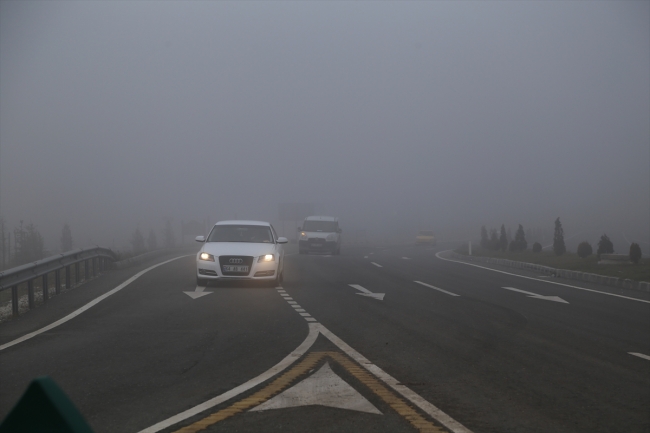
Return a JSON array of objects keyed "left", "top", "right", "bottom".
[{"left": 298, "top": 216, "right": 342, "bottom": 254}]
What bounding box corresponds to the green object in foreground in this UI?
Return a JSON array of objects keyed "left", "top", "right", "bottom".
[{"left": 0, "top": 376, "right": 94, "bottom": 433}]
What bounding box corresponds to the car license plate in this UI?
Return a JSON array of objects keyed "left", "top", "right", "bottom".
[
  {"left": 312, "top": 243, "right": 322, "bottom": 247},
  {"left": 222, "top": 265, "right": 249, "bottom": 272}
]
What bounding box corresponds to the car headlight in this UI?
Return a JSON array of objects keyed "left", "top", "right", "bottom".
[
  {"left": 326, "top": 233, "right": 337, "bottom": 241},
  {"left": 199, "top": 252, "right": 215, "bottom": 262},
  {"left": 258, "top": 254, "right": 275, "bottom": 262},
  {"left": 299, "top": 232, "right": 307, "bottom": 239}
]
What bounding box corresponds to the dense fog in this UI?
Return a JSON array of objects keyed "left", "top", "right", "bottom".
[{"left": 1, "top": 1, "right": 648, "bottom": 255}]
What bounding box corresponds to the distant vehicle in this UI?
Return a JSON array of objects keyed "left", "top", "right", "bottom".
[
  {"left": 195, "top": 220, "right": 287, "bottom": 286},
  {"left": 298, "top": 216, "right": 342, "bottom": 254},
  {"left": 416, "top": 230, "right": 436, "bottom": 245}
]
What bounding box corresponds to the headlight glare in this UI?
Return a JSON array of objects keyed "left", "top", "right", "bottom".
[
  {"left": 258, "top": 254, "right": 275, "bottom": 262},
  {"left": 199, "top": 252, "right": 215, "bottom": 262}
]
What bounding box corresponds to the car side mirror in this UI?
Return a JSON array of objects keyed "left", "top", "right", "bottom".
[
  {"left": 277, "top": 237, "right": 288, "bottom": 244},
  {"left": 195, "top": 236, "right": 205, "bottom": 243}
]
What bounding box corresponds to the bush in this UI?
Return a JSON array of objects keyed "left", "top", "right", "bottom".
[
  {"left": 596, "top": 234, "right": 614, "bottom": 258},
  {"left": 532, "top": 242, "right": 542, "bottom": 253},
  {"left": 629, "top": 243, "right": 642, "bottom": 264},
  {"left": 577, "top": 241, "right": 593, "bottom": 258}
]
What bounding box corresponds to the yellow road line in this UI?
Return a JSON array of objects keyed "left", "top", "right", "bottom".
[{"left": 173, "top": 351, "right": 446, "bottom": 433}]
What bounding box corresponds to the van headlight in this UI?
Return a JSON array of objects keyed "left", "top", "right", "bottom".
[
  {"left": 199, "top": 252, "right": 215, "bottom": 262},
  {"left": 299, "top": 232, "right": 307, "bottom": 239},
  {"left": 326, "top": 233, "right": 337, "bottom": 241},
  {"left": 258, "top": 254, "right": 275, "bottom": 262}
]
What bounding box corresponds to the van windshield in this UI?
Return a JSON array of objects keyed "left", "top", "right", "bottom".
[{"left": 302, "top": 221, "right": 338, "bottom": 232}]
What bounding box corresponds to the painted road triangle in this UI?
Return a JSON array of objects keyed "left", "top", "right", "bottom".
[{"left": 250, "top": 362, "right": 382, "bottom": 414}]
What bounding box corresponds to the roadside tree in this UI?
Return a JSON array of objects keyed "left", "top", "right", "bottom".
[
  {"left": 553, "top": 217, "right": 566, "bottom": 256},
  {"left": 131, "top": 227, "right": 146, "bottom": 255},
  {"left": 577, "top": 241, "right": 592, "bottom": 258},
  {"left": 147, "top": 229, "right": 158, "bottom": 251},
  {"left": 532, "top": 242, "right": 542, "bottom": 253},
  {"left": 596, "top": 234, "right": 614, "bottom": 258},
  {"left": 480, "top": 226, "right": 488, "bottom": 249},
  {"left": 629, "top": 243, "right": 642, "bottom": 264},
  {"left": 513, "top": 224, "right": 527, "bottom": 251},
  {"left": 499, "top": 225, "right": 507, "bottom": 251},
  {"left": 60, "top": 223, "right": 73, "bottom": 252}
]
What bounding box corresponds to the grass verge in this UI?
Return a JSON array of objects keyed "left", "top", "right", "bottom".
[{"left": 455, "top": 245, "right": 650, "bottom": 282}]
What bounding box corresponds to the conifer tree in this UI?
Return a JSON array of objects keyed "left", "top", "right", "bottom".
[
  {"left": 553, "top": 217, "right": 566, "bottom": 256},
  {"left": 514, "top": 224, "right": 527, "bottom": 251},
  {"left": 480, "top": 226, "right": 488, "bottom": 249},
  {"left": 596, "top": 234, "right": 614, "bottom": 258},
  {"left": 499, "top": 225, "right": 507, "bottom": 251},
  {"left": 60, "top": 223, "right": 73, "bottom": 252}
]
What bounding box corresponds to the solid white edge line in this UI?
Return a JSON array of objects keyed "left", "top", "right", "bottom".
[
  {"left": 0, "top": 255, "right": 193, "bottom": 352},
  {"left": 371, "top": 262, "right": 382, "bottom": 267},
  {"left": 316, "top": 323, "right": 473, "bottom": 433},
  {"left": 436, "top": 251, "right": 650, "bottom": 304},
  {"left": 629, "top": 352, "right": 650, "bottom": 361},
  {"left": 138, "top": 322, "right": 320, "bottom": 433},
  {"left": 414, "top": 281, "right": 460, "bottom": 297}
]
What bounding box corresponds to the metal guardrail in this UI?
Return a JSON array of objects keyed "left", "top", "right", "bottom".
[{"left": 0, "top": 247, "right": 116, "bottom": 317}]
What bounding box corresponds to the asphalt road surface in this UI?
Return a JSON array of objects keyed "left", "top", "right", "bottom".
[{"left": 1, "top": 245, "right": 649, "bottom": 433}]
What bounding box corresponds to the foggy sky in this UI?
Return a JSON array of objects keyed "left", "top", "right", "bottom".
[{"left": 1, "top": 1, "right": 648, "bottom": 251}]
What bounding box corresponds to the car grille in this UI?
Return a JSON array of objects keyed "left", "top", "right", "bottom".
[{"left": 218, "top": 256, "right": 253, "bottom": 276}]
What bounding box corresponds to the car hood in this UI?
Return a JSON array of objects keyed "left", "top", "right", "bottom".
[{"left": 201, "top": 242, "right": 277, "bottom": 257}]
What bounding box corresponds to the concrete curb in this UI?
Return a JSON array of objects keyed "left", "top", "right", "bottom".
[{"left": 448, "top": 252, "right": 650, "bottom": 293}]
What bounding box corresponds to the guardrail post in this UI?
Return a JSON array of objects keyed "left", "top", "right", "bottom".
[
  {"left": 84, "top": 260, "right": 89, "bottom": 281},
  {"left": 99, "top": 257, "right": 104, "bottom": 272},
  {"left": 55, "top": 269, "right": 61, "bottom": 294},
  {"left": 75, "top": 262, "right": 80, "bottom": 285},
  {"left": 91, "top": 257, "right": 96, "bottom": 277},
  {"left": 12, "top": 285, "right": 19, "bottom": 317},
  {"left": 42, "top": 274, "right": 49, "bottom": 303},
  {"left": 27, "top": 279, "right": 35, "bottom": 309},
  {"left": 66, "top": 265, "right": 71, "bottom": 289}
]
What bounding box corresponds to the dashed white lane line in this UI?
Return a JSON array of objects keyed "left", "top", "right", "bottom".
[
  {"left": 436, "top": 250, "right": 650, "bottom": 304},
  {"left": 364, "top": 256, "right": 368, "bottom": 259},
  {"left": 402, "top": 257, "right": 411, "bottom": 260},
  {"left": 0, "top": 255, "right": 192, "bottom": 352},
  {"left": 371, "top": 262, "right": 383, "bottom": 268},
  {"left": 414, "top": 281, "right": 460, "bottom": 297},
  {"left": 272, "top": 287, "right": 472, "bottom": 433},
  {"left": 629, "top": 352, "right": 650, "bottom": 361}
]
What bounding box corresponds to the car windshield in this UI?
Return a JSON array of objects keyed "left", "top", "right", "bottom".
[
  {"left": 302, "top": 221, "right": 338, "bottom": 232},
  {"left": 207, "top": 225, "right": 273, "bottom": 243}
]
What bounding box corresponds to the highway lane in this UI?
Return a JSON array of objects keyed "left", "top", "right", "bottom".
[
  {"left": 0, "top": 256, "right": 308, "bottom": 432},
  {"left": 1, "top": 245, "right": 648, "bottom": 432},
  {"left": 281, "top": 245, "right": 650, "bottom": 433}
]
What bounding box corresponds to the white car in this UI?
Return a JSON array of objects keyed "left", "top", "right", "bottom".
[{"left": 195, "top": 220, "right": 288, "bottom": 286}]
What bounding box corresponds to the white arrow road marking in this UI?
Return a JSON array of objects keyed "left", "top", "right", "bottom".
[
  {"left": 371, "top": 262, "right": 382, "bottom": 267},
  {"left": 414, "top": 281, "right": 460, "bottom": 297},
  {"left": 502, "top": 287, "right": 569, "bottom": 303},
  {"left": 183, "top": 286, "right": 213, "bottom": 299},
  {"left": 629, "top": 352, "right": 650, "bottom": 361},
  {"left": 250, "top": 362, "right": 382, "bottom": 414},
  {"left": 402, "top": 257, "right": 411, "bottom": 260},
  {"left": 349, "top": 284, "right": 385, "bottom": 301}
]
